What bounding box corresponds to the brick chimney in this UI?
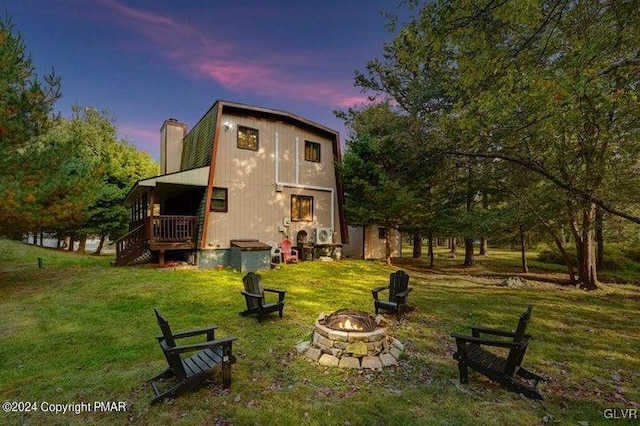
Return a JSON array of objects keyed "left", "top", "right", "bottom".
[{"left": 160, "top": 118, "right": 187, "bottom": 175}]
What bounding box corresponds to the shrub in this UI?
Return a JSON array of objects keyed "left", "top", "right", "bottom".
[
  {"left": 538, "top": 244, "right": 634, "bottom": 270},
  {"left": 621, "top": 247, "right": 640, "bottom": 263},
  {"left": 537, "top": 248, "right": 576, "bottom": 266}
]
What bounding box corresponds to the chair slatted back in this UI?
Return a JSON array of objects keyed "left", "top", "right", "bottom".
[
  {"left": 243, "top": 272, "right": 265, "bottom": 309},
  {"left": 154, "top": 308, "right": 186, "bottom": 378},
  {"left": 504, "top": 305, "right": 533, "bottom": 375},
  {"left": 281, "top": 239, "right": 293, "bottom": 256},
  {"left": 155, "top": 307, "right": 176, "bottom": 347},
  {"left": 389, "top": 270, "right": 410, "bottom": 303}
]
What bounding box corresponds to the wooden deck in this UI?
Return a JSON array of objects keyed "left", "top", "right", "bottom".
[{"left": 114, "top": 215, "right": 198, "bottom": 266}]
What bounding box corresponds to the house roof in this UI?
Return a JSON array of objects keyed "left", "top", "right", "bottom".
[
  {"left": 215, "top": 100, "right": 340, "bottom": 140},
  {"left": 123, "top": 166, "right": 209, "bottom": 205}
]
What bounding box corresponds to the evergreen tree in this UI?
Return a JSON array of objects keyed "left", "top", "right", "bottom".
[{"left": 0, "top": 13, "right": 61, "bottom": 235}]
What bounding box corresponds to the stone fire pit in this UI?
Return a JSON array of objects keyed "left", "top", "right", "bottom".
[{"left": 297, "top": 309, "right": 404, "bottom": 369}]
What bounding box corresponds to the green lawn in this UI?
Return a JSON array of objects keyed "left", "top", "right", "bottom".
[{"left": 0, "top": 239, "right": 638, "bottom": 425}]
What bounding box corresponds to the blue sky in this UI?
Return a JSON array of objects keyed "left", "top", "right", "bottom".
[{"left": 5, "top": 0, "right": 406, "bottom": 160}]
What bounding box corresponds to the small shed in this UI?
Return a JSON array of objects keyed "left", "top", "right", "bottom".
[{"left": 343, "top": 225, "right": 401, "bottom": 260}]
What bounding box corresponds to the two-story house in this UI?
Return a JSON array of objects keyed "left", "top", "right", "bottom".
[{"left": 116, "top": 100, "right": 348, "bottom": 269}]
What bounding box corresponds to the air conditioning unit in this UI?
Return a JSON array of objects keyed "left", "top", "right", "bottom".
[{"left": 314, "top": 227, "right": 333, "bottom": 245}]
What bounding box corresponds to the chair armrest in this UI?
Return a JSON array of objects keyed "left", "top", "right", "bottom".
[
  {"left": 157, "top": 325, "right": 219, "bottom": 341},
  {"left": 291, "top": 248, "right": 299, "bottom": 256},
  {"left": 471, "top": 326, "right": 531, "bottom": 339},
  {"left": 371, "top": 285, "right": 389, "bottom": 299},
  {"left": 241, "top": 291, "right": 264, "bottom": 301},
  {"left": 163, "top": 336, "right": 238, "bottom": 355},
  {"left": 263, "top": 287, "right": 286, "bottom": 301},
  {"left": 450, "top": 333, "right": 527, "bottom": 350},
  {"left": 395, "top": 287, "right": 413, "bottom": 298}
]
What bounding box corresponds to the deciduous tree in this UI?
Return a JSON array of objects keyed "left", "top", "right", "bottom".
[{"left": 356, "top": 0, "right": 640, "bottom": 289}]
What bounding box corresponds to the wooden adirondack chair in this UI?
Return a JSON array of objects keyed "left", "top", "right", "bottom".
[
  {"left": 371, "top": 270, "right": 412, "bottom": 320},
  {"left": 239, "top": 272, "right": 286, "bottom": 323},
  {"left": 450, "top": 305, "right": 545, "bottom": 400},
  {"left": 147, "top": 308, "right": 237, "bottom": 404},
  {"left": 280, "top": 239, "right": 299, "bottom": 263}
]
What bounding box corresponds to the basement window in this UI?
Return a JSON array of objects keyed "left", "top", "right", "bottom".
[
  {"left": 210, "top": 187, "right": 228, "bottom": 212},
  {"left": 237, "top": 125, "right": 259, "bottom": 151}
]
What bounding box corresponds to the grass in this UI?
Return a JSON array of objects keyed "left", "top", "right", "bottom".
[{"left": 0, "top": 239, "right": 638, "bottom": 425}]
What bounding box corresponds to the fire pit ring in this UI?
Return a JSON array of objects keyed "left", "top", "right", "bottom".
[
  {"left": 324, "top": 309, "right": 378, "bottom": 332},
  {"left": 298, "top": 309, "right": 405, "bottom": 369}
]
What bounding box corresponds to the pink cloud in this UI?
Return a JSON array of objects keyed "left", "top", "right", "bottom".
[
  {"left": 98, "top": 1, "right": 365, "bottom": 109},
  {"left": 119, "top": 125, "right": 157, "bottom": 142},
  {"left": 95, "top": 0, "right": 192, "bottom": 36},
  {"left": 192, "top": 57, "right": 367, "bottom": 108},
  {"left": 193, "top": 60, "right": 277, "bottom": 90},
  {"left": 118, "top": 125, "right": 159, "bottom": 157}
]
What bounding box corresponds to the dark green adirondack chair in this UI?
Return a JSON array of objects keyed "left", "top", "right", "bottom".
[
  {"left": 450, "top": 305, "right": 545, "bottom": 400},
  {"left": 147, "top": 308, "right": 237, "bottom": 404},
  {"left": 372, "top": 270, "right": 412, "bottom": 320},
  {"left": 239, "top": 272, "right": 286, "bottom": 323}
]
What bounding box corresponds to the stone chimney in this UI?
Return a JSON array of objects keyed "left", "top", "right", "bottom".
[{"left": 160, "top": 118, "right": 187, "bottom": 175}]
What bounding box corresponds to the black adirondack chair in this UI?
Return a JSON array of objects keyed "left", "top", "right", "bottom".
[
  {"left": 147, "top": 308, "right": 237, "bottom": 404},
  {"left": 371, "top": 270, "right": 412, "bottom": 320},
  {"left": 239, "top": 272, "right": 286, "bottom": 323},
  {"left": 450, "top": 305, "right": 545, "bottom": 400}
]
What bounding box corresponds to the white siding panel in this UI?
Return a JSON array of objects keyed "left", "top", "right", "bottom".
[{"left": 205, "top": 111, "right": 342, "bottom": 249}]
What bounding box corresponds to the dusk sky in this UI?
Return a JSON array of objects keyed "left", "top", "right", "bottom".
[{"left": 5, "top": 0, "right": 408, "bottom": 160}]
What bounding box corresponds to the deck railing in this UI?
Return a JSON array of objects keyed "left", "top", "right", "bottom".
[
  {"left": 151, "top": 215, "right": 197, "bottom": 243},
  {"left": 114, "top": 215, "right": 198, "bottom": 265},
  {"left": 114, "top": 224, "right": 147, "bottom": 266}
]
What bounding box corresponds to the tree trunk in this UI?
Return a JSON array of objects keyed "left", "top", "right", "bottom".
[
  {"left": 554, "top": 235, "right": 576, "bottom": 282},
  {"left": 595, "top": 207, "right": 604, "bottom": 270},
  {"left": 68, "top": 236, "right": 74, "bottom": 251},
  {"left": 577, "top": 204, "right": 598, "bottom": 290},
  {"left": 39, "top": 229, "right": 44, "bottom": 246},
  {"left": 412, "top": 234, "right": 422, "bottom": 259},
  {"left": 428, "top": 231, "right": 435, "bottom": 267},
  {"left": 94, "top": 235, "right": 106, "bottom": 255},
  {"left": 32, "top": 233, "right": 37, "bottom": 244},
  {"left": 77, "top": 234, "right": 87, "bottom": 254},
  {"left": 449, "top": 237, "right": 457, "bottom": 254},
  {"left": 569, "top": 202, "right": 598, "bottom": 290},
  {"left": 479, "top": 236, "right": 488, "bottom": 255},
  {"left": 520, "top": 225, "right": 528, "bottom": 273},
  {"left": 463, "top": 237, "right": 474, "bottom": 266}
]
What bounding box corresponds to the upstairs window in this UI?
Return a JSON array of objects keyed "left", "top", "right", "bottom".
[
  {"left": 305, "top": 140, "right": 321, "bottom": 162},
  {"left": 210, "top": 187, "right": 228, "bottom": 212},
  {"left": 291, "top": 195, "right": 313, "bottom": 222},
  {"left": 237, "top": 125, "right": 259, "bottom": 151}
]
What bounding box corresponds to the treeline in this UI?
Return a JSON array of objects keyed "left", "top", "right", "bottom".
[
  {"left": 340, "top": 0, "right": 640, "bottom": 290},
  {"left": 0, "top": 15, "right": 158, "bottom": 253}
]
